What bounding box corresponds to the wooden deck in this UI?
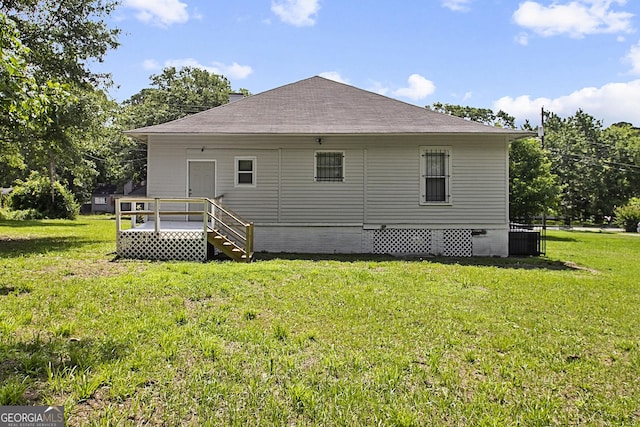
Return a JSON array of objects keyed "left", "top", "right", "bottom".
[{"left": 115, "top": 197, "right": 253, "bottom": 262}]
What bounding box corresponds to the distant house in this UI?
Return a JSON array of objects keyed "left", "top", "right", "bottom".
[
  {"left": 125, "top": 76, "right": 529, "bottom": 258},
  {"left": 90, "top": 182, "right": 146, "bottom": 214},
  {"left": 91, "top": 184, "right": 118, "bottom": 214}
]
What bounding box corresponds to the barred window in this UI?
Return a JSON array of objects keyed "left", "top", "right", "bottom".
[
  {"left": 421, "top": 148, "right": 450, "bottom": 204},
  {"left": 315, "top": 151, "right": 344, "bottom": 182}
]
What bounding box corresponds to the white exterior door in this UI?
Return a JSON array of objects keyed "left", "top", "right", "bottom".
[{"left": 188, "top": 160, "right": 216, "bottom": 221}]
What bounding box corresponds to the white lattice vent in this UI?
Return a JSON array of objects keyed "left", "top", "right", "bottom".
[
  {"left": 443, "top": 229, "right": 472, "bottom": 257},
  {"left": 373, "top": 228, "right": 432, "bottom": 254},
  {"left": 371, "top": 228, "right": 473, "bottom": 257},
  {"left": 117, "top": 231, "right": 206, "bottom": 261}
]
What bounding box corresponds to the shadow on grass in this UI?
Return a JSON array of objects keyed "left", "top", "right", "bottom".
[
  {"left": 253, "top": 252, "right": 577, "bottom": 271},
  {"left": 0, "top": 286, "right": 30, "bottom": 296},
  {"left": 0, "top": 220, "right": 87, "bottom": 228},
  {"left": 0, "top": 335, "right": 129, "bottom": 405},
  {"left": 0, "top": 236, "right": 91, "bottom": 258},
  {"left": 546, "top": 235, "right": 579, "bottom": 242}
]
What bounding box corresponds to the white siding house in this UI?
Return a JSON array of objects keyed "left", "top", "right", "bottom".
[{"left": 126, "top": 76, "right": 530, "bottom": 258}]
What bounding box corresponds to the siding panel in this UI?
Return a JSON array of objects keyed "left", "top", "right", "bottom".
[
  {"left": 146, "top": 134, "right": 508, "bottom": 228},
  {"left": 364, "top": 138, "right": 508, "bottom": 225},
  {"left": 279, "top": 149, "right": 364, "bottom": 223}
]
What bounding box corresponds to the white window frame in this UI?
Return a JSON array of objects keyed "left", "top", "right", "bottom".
[
  {"left": 420, "top": 146, "right": 452, "bottom": 205},
  {"left": 314, "top": 151, "right": 345, "bottom": 182},
  {"left": 94, "top": 196, "right": 108, "bottom": 205},
  {"left": 235, "top": 156, "right": 256, "bottom": 187}
]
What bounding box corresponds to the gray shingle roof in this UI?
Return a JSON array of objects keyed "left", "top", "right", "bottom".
[{"left": 127, "top": 76, "right": 529, "bottom": 140}]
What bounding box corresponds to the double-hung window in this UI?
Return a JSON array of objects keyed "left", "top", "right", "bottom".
[
  {"left": 235, "top": 156, "right": 256, "bottom": 187},
  {"left": 315, "top": 151, "right": 344, "bottom": 182},
  {"left": 420, "top": 147, "right": 451, "bottom": 204}
]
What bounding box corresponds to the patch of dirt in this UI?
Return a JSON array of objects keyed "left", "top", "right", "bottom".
[
  {"left": 56, "top": 258, "right": 148, "bottom": 280},
  {"left": 70, "top": 386, "right": 169, "bottom": 426},
  {"left": 0, "top": 235, "right": 35, "bottom": 241},
  {"left": 563, "top": 261, "right": 600, "bottom": 274}
]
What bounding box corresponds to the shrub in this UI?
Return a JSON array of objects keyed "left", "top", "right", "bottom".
[
  {"left": 13, "top": 209, "right": 44, "bottom": 220},
  {"left": 614, "top": 198, "right": 640, "bottom": 232},
  {"left": 8, "top": 173, "right": 79, "bottom": 220},
  {"left": 0, "top": 208, "right": 43, "bottom": 220}
]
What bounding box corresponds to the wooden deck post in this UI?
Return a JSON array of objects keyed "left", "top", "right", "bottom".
[
  {"left": 115, "top": 197, "right": 121, "bottom": 233},
  {"left": 246, "top": 223, "right": 254, "bottom": 262},
  {"left": 203, "top": 200, "right": 209, "bottom": 261},
  {"left": 154, "top": 198, "right": 160, "bottom": 233},
  {"left": 131, "top": 202, "right": 137, "bottom": 229}
]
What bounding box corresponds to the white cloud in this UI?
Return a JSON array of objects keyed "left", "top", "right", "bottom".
[
  {"left": 392, "top": 74, "right": 436, "bottom": 101},
  {"left": 513, "top": 0, "right": 634, "bottom": 39},
  {"left": 625, "top": 40, "right": 640, "bottom": 74},
  {"left": 142, "top": 59, "right": 160, "bottom": 70},
  {"left": 515, "top": 32, "right": 530, "bottom": 46},
  {"left": 493, "top": 80, "right": 640, "bottom": 125},
  {"left": 271, "top": 0, "right": 320, "bottom": 26},
  {"left": 441, "top": 0, "right": 472, "bottom": 12},
  {"left": 221, "top": 62, "right": 254, "bottom": 80},
  {"left": 319, "top": 72, "right": 349, "bottom": 84},
  {"left": 367, "top": 81, "right": 390, "bottom": 96},
  {"left": 154, "top": 58, "right": 253, "bottom": 79},
  {"left": 124, "top": 0, "right": 189, "bottom": 27}
]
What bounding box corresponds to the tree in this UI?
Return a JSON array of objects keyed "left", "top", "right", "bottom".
[
  {"left": 601, "top": 123, "right": 640, "bottom": 209},
  {"left": 544, "top": 110, "right": 640, "bottom": 222},
  {"left": 1, "top": 1, "right": 121, "bottom": 207},
  {"left": 428, "top": 102, "right": 516, "bottom": 128},
  {"left": 1, "top": 12, "right": 73, "bottom": 181},
  {"left": 36, "top": 86, "right": 123, "bottom": 203},
  {"left": 121, "top": 67, "right": 234, "bottom": 128},
  {"left": 1, "top": 0, "right": 120, "bottom": 86},
  {"left": 120, "top": 67, "right": 246, "bottom": 180},
  {"left": 509, "top": 138, "right": 560, "bottom": 222},
  {"left": 0, "top": 13, "right": 66, "bottom": 167},
  {"left": 614, "top": 197, "right": 640, "bottom": 232}
]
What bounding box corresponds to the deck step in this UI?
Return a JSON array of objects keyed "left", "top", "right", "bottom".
[{"left": 207, "top": 225, "right": 252, "bottom": 263}]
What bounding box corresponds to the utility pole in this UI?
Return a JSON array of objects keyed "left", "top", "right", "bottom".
[
  {"left": 539, "top": 107, "right": 547, "bottom": 254},
  {"left": 538, "top": 107, "right": 545, "bottom": 149}
]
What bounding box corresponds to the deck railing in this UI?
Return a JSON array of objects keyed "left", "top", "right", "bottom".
[
  {"left": 207, "top": 197, "right": 254, "bottom": 258},
  {"left": 115, "top": 197, "right": 254, "bottom": 261}
]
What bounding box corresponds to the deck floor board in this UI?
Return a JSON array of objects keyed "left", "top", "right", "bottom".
[{"left": 120, "top": 221, "right": 208, "bottom": 233}]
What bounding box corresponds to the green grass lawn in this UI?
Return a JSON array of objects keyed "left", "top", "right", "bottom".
[{"left": 1, "top": 216, "right": 639, "bottom": 426}]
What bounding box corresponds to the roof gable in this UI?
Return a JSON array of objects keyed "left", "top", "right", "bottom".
[{"left": 127, "top": 76, "right": 529, "bottom": 139}]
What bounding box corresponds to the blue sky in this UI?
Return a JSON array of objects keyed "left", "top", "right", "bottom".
[{"left": 96, "top": 0, "right": 640, "bottom": 126}]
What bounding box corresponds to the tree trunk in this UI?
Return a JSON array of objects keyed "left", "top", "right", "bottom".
[{"left": 49, "top": 150, "right": 56, "bottom": 205}]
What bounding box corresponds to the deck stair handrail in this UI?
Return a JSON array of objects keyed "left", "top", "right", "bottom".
[
  {"left": 115, "top": 197, "right": 254, "bottom": 262},
  {"left": 205, "top": 197, "right": 254, "bottom": 262}
]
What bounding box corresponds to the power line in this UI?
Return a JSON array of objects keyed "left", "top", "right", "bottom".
[{"left": 548, "top": 149, "right": 640, "bottom": 172}]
